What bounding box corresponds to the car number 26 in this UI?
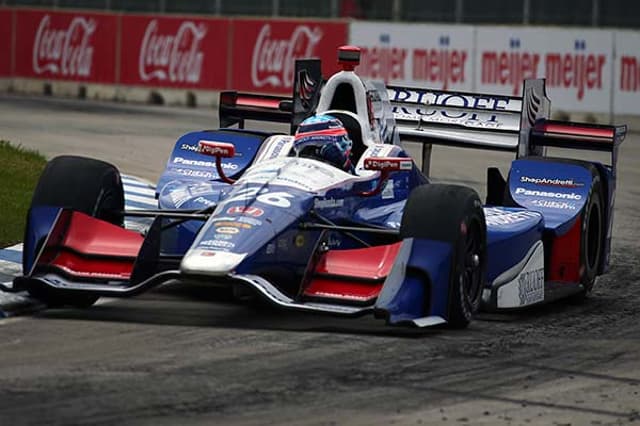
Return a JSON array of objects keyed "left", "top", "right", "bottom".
[{"left": 223, "top": 187, "right": 294, "bottom": 208}]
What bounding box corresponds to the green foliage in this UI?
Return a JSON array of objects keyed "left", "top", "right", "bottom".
[{"left": 0, "top": 141, "right": 46, "bottom": 247}]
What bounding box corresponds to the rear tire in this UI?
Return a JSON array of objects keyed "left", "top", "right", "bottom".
[
  {"left": 569, "top": 172, "right": 604, "bottom": 301},
  {"left": 26, "top": 156, "right": 125, "bottom": 308},
  {"left": 400, "top": 184, "right": 487, "bottom": 328}
]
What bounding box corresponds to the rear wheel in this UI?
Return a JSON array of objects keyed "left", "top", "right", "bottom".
[
  {"left": 570, "top": 172, "right": 604, "bottom": 301},
  {"left": 26, "top": 156, "right": 125, "bottom": 308},
  {"left": 400, "top": 184, "right": 487, "bottom": 328}
]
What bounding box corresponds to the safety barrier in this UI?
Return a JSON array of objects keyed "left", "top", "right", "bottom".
[{"left": 1, "top": 7, "right": 639, "bottom": 116}]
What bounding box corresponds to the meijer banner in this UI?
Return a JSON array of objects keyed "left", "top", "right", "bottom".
[
  {"left": 475, "top": 27, "right": 614, "bottom": 113},
  {"left": 350, "top": 22, "right": 474, "bottom": 91},
  {"left": 613, "top": 31, "right": 640, "bottom": 115}
]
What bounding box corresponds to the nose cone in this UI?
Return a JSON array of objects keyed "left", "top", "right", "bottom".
[{"left": 181, "top": 250, "right": 247, "bottom": 276}]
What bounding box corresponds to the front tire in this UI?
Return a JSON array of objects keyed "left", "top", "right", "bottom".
[
  {"left": 26, "top": 155, "right": 125, "bottom": 308},
  {"left": 400, "top": 184, "right": 487, "bottom": 328}
]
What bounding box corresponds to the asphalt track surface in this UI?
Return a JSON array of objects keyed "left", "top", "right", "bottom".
[{"left": 0, "top": 93, "right": 639, "bottom": 425}]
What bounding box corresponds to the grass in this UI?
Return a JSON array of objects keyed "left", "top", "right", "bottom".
[{"left": 0, "top": 141, "right": 47, "bottom": 247}]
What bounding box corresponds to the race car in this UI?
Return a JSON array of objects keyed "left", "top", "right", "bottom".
[{"left": 3, "top": 46, "right": 626, "bottom": 329}]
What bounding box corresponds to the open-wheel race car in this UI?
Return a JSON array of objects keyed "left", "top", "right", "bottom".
[{"left": 3, "top": 46, "right": 626, "bottom": 328}]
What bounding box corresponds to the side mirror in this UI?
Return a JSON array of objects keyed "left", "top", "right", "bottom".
[
  {"left": 198, "top": 140, "right": 236, "bottom": 184},
  {"left": 360, "top": 157, "right": 412, "bottom": 197}
]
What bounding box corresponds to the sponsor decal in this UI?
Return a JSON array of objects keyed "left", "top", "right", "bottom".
[
  {"left": 173, "top": 156, "right": 238, "bottom": 170},
  {"left": 518, "top": 267, "right": 545, "bottom": 306},
  {"left": 514, "top": 187, "right": 582, "bottom": 200},
  {"left": 192, "top": 196, "right": 215, "bottom": 206},
  {"left": 364, "top": 158, "right": 413, "bottom": 171},
  {"left": 530, "top": 199, "right": 577, "bottom": 210},
  {"left": 484, "top": 208, "right": 540, "bottom": 226},
  {"left": 168, "top": 188, "right": 191, "bottom": 207},
  {"left": 520, "top": 176, "right": 584, "bottom": 188},
  {"left": 214, "top": 221, "right": 252, "bottom": 229},
  {"left": 251, "top": 24, "right": 322, "bottom": 89},
  {"left": 214, "top": 233, "right": 234, "bottom": 240},
  {"left": 174, "top": 168, "right": 214, "bottom": 179},
  {"left": 216, "top": 226, "right": 239, "bottom": 235},
  {"left": 277, "top": 238, "right": 288, "bottom": 250},
  {"left": 313, "top": 198, "right": 344, "bottom": 209},
  {"left": 389, "top": 87, "right": 517, "bottom": 111},
  {"left": 227, "top": 206, "right": 264, "bottom": 217},
  {"left": 199, "top": 250, "right": 217, "bottom": 257},
  {"left": 200, "top": 239, "right": 235, "bottom": 249},
  {"left": 199, "top": 140, "right": 235, "bottom": 157},
  {"left": 266, "top": 243, "right": 276, "bottom": 255},
  {"left": 33, "top": 15, "right": 96, "bottom": 77},
  {"left": 496, "top": 241, "right": 545, "bottom": 308},
  {"left": 181, "top": 143, "right": 200, "bottom": 152},
  {"left": 189, "top": 183, "right": 217, "bottom": 196},
  {"left": 392, "top": 105, "right": 502, "bottom": 129},
  {"left": 139, "top": 19, "right": 207, "bottom": 83},
  {"left": 381, "top": 179, "right": 395, "bottom": 200}
]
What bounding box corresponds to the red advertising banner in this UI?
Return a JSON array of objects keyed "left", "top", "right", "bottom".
[
  {"left": 119, "top": 15, "right": 229, "bottom": 89},
  {"left": 0, "top": 9, "right": 12, "bottom": 77},
  {"left": 230, "top": 19, "right": 348, "bottom": 94},
  {"left": 14, "top": 9, "right": 118, "bottom": 83}
]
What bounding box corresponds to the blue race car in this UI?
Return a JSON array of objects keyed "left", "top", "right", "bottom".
[{"left": 5, "top": 46, "right": 626, "bottom": 329}]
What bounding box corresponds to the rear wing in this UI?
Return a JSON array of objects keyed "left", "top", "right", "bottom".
[
  {"left": 219, "top": 59, "right": 323, "bottom": 133},
  {"left": 390, "top": 78, "right": 626, "bottom": 172},
  {"left": 388, "top": 85, "right": 524, "bottom": 152}
]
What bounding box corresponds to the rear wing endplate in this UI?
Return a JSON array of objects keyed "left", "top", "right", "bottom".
[{"left": 219, "top": 59, "right": 323, "bottom": 133}]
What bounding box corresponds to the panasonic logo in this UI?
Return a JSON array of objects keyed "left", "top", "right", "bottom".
[
  {"left": 173, "top": 156, "right": 238, "bottom": 170},
  {"left": 515, "top": 187, "right": 582, "bottom": 200}
]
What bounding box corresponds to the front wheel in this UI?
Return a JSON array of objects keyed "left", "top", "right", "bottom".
[
  {"left": 400, "top": 184, "right": 487, "bottom": 328},
  {"left": 26, "top": 155, "right": 125, "bottom": 308}
]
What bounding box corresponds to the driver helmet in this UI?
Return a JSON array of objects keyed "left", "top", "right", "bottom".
[{"left": 292, "top": 114, "right": 353, "bottom": 172}]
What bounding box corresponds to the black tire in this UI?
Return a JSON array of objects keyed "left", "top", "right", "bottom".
[
  {"left": 26, "top": 155, "right": 125, "bottom": 308},
  {"left": 400, "top": 184, "right": 487, "bottom": 328},
  {"left": 31, "top": 155, "right": 124, "bottom": 226},
  {"left": 570, "top": 172, "right": 605, "bottom": 301}
]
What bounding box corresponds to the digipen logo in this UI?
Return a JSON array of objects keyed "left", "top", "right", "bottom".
[
  {"left": 544, "top": 40, "right": 606, "bottom": 100},
  {"left": 412, "top": 35, "right": 468, "bottom": 89},
  {"left": 139, "top": 19, "right": 207, "bottom": 84},
  {"left": 251, "top": 24, "right": 322, "bottom": 89},
  {"left": 32, "top": 15, "right": 96, "bottom": 77},
  {"left": 481, "top": 38, "right": 540, "bottom": 96}
]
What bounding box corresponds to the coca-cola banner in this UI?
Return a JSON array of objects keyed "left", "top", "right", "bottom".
[
  {"left": 350, "top": 22, "right": 474, "bottom": 91},
  {"left": 0, "top": 9, "right": 12, "bottom": 77},
  {"left": 14, "top": 9, "right": 118, "bottom": 82},
  {"left": 119, "top": 15, "right": 229, "bottom": 88},
  {"left": 230, "top": 19, "right": 348, "bottom": 94}
]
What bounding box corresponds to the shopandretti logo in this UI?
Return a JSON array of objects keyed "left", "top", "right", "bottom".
[{"left": 520, "top": 176, "right": 584, "bottom": 188}]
